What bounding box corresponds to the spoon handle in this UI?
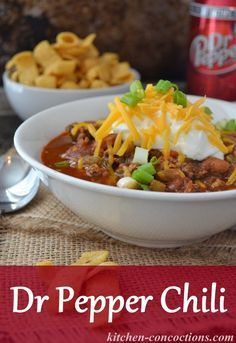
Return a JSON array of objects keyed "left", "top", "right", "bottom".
[{"left": 1, "top": 147, "right": 17, "bottom": 159}]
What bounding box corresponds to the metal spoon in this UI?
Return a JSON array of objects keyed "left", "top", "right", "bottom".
[{"left": 0, "top": 154, "right": 40, "bottom": 214}]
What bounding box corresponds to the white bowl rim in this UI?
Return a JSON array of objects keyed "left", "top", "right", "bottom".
[
  {"left": 3, "top": 69, "right": 140, "bottom": 94},
  {"left": 14, "top": 94, "right": 236, "bottom": 202}
]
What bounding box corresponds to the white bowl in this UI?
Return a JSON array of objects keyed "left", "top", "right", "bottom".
[
  {"left": 14, "top": 95, "right": 236, "bottom": 248},
  {"left": 3, "top": 69, "right": 140, "bottom": 121}
]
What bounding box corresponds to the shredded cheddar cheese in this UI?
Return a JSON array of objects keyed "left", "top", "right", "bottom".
[
  {"left": 113, "top": 132, "right": 123, "bottom": 154},
  {"left": 114, "top": 97, "right": 140, "bottom": 142},
  {"left": 107, "top": 143, "right": 114, "bottom": 165},
  {"left": 78, "top": 83, "right": 228, "bottom": 163},
  {"left": 174, "top": 118, "right": 195, "bottom": 145},
  {"left": 95, "top": 108, "right": 120, "bottom": 139},
  {"left": 227, "top": 167, "right": 236, "bottom": 186},
  {"left": 178, "top": 152, "right": 186, "bottom": 164},
  {"left": 207, "top": 134, "right": 229, "bottom": 154},
  {"left": 71, "top": 122, "right": 96, "bottom": 137},
  {"left": 141, "top": 129, "right": 149, "bottom": 149},
  {"left": 94, "top": 139, "right": 102, "bottom": 157},
  {"left": 116, "top": 134, "right": 132, "bottom": 156},
  {"left": 163, "top": 127, "right": 171, "bottom": 160},
  {"left": 87, "top": 124, "right": 96, "bottom": 138}
]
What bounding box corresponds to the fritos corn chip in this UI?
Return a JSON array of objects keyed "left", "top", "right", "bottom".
[
  {"left": 6, "top": 32, "right": 134, "bottom": 89},
  {"left": 73, "top": 250, "right": 109, "bottom": 266},
  {"left": 6, "top": 51, "right": 38, "bottom": 86},
  {"left": 35, "top": 75, "right": 57, "bottom": 88}
]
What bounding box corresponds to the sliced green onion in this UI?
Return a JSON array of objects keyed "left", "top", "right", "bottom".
[
  {"left": 215, "top": 119, "right": 236, "bottom": 132},
  {"left": 225, "top": 119, "right": 236, "bottom": 131},
  {"left": 132, "top": 169, "right": 154, "bottom": 185},
  {"left": 138, "top": 162, "right": 156, "bottom": 176},
  {"left": 121, "top": 92, "right": 139, "bottom": 107},
  {"left": 54, "top": 161, "right": 70, "bottom": 168},
  {"left": 132, "top": 147, "right": 149, "bottom": 164},
  {"left": 155, "top": 80, "right": 178, "bottom": 94},
  {"left": 150, "top": 156, "right": 161, "bottom": 165},
  {"left": 202, "top": 106, "right": 213, "bottom": 115},
  {"left": 130, "top": 80, "right": 145, "bottom": 100},
  {"left": 121, "top": 81, "right": 145, "bottom": 107},
  {"left": 140, "top": 184, "right": 149, "bottom": 191},
  {"left": 173, "top": 90, "right": 187, "bottom": 107}
]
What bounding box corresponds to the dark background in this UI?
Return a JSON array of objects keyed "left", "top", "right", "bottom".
[{"left": 0, "top": 0, "right": 190, "bottom": 84}]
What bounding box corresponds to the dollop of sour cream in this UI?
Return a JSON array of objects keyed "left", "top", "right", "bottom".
[{"left": 112, "top": 111, "right": 224, "bottom": 161}]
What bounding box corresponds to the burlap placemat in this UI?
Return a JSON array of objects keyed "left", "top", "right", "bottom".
[{"left": 0, "top": 184, "right": 235, "bottom": 265}]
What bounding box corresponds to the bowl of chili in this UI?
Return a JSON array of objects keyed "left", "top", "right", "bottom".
[{"left": 14, "top": 85, "right": 236, "bottom": 247}]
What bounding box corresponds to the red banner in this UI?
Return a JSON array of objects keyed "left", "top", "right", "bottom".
[{"left": 0, "top": 266, "right": 235, "bottom": 342}]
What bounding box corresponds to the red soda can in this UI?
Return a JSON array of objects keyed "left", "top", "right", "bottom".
[{"left": 187, "top": 0, "right": 236, "bottom": 101}]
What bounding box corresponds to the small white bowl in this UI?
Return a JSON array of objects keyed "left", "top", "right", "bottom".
[
  {"left": 3, "top": 69, "right": 140, "bottom": 120},
  {"left": 14, "top": 95, "right": 236, "bottom": 248}
]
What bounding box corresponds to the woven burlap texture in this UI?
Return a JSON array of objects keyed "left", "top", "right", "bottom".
[{"left": 0, "top": 185, "right": 235, "bottom": 265}]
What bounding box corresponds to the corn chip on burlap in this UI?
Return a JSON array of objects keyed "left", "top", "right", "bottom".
[{"left": 0, "top": 184, "right": 235, "bottom": 265}]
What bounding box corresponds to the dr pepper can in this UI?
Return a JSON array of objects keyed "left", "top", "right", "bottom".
[{"left": 187, "top": 0, "right": 236, "bottom": 101}]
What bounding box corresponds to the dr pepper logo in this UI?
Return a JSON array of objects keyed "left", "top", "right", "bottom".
[{"left": 190, "top": 31, "right": 236, "bottom": 75}]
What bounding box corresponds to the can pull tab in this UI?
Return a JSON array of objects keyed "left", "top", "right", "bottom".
[{"left": 190, "top": 2, "right": 236, "bottom": 20}]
